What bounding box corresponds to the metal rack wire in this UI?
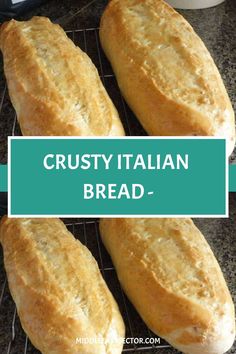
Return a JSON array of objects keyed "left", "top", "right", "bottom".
[{"left": 0, "top": 28, "right": 172, "bottom": 353}]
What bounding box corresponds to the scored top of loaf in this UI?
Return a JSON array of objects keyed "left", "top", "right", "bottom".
[
  {"left": 0, "top": 17, "right": 125, "bottom": 136},
  {"left": 100, "top": 217, "right": 235, "bottom": 354},
  {"left": 0, "top": 217, "right": 125, "bottom": 353},
  {"left": 100, "top": 0, "right": 235, "bottom": 152}
]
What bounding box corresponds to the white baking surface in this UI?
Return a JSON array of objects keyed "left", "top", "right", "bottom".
[
  {"left": 11, "top": 0, "right": 26, "bottom": 4},
  {"left": 166, "top": 0, "right": 225, "bottom": 9}
]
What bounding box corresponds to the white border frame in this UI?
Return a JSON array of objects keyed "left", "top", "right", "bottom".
[{"left": 8, "top": 136, "right": 228, "bottom": 218}]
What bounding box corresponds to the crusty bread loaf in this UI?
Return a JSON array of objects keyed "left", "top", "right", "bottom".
[
  {"left": 100, "top": 218, "right": 235, "bottom": 354},
  {"left": 0, "top": 217, "right": 125, "bottom": 354},
  {"left": 100, "top": 0, "right": 235, "bottom": 155},
  {"left": 0, "top": 16, "right": 125, "bottom": 136}
]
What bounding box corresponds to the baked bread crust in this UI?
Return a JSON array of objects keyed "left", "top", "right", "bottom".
[
  {"left": 0, "top": 217, "right": 125, "bottom": 354},
  {"left": 100, "top": 218, "right": 235, "bottom": 354},
  {"left": 100, "top": 0, "right": 235, "bottom": 154},
  {"left": 0, "top": 17, "right": 125, "bottom": 136}
]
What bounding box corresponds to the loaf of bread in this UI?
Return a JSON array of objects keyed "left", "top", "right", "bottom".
[
  {"left": 100, "top": 0, "right": 235, "bottom": 155},
  {"left": 0, "top": 16, "right": 125, "bottom": 136},
  {"left": 100, "top": 218, "right": 235, "bottom": 354},
  {"left": 0, "top": 217, "right": 125, "bottom": 354}
]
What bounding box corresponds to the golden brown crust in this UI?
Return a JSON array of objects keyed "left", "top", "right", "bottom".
[
  {"left": 0, "top": 217, "right": 125, "bottom": 354},
  {"left": 100, "top": 0, "right": 235, "bottom": 154},
  {"left": 100, "top": 218, "right": 235, "bottom": 354},
  {"left": 0, "top": 17, "right": 125, "bottom": 136}
]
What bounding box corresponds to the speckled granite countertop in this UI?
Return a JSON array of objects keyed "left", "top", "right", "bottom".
[{"left": 0, "top": 1, "right": 235, "bottom": 354}]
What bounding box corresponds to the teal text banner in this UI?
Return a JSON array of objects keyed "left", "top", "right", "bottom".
[
  {"left": 229, "top": 164, "right": 236, "bottom": 192},
  {"left": 0, "top": 165, "right": 7, "bottom": 192},
  {"left": 9, "top": 138, "right": 226, "bottom": 217}
]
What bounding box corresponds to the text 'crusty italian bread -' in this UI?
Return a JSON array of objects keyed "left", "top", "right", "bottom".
[
  {"left": 100, "top": 0, "right": 235, "bottom": 154},
  {"left": 0, "top": 217, "right": 125, "bottom": 354},
  {"left": 100, "top": 218, "right": 235, "bottom": 354},
  {"left": 0, "top": 16, "right": 125, "bottom": 136}
]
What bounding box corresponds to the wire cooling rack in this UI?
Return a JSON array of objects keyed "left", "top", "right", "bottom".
[
  {"left": 0, "top": 26, "right": 235, "bottom": 161},
  {"left": 0, "top": 28, "right": 173, "bottom": 353},
  {"left": 0, "top": 27, "right": 147, "bottom": 142},
  {"left": 0, "top": 219, "right": 172, "bottom": 354}
]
